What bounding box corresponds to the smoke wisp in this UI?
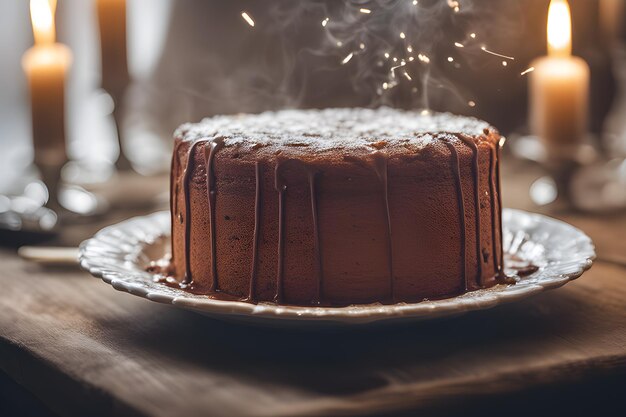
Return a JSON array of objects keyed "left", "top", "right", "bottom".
[{"left": 267, "top": 0, "right": 525, "bottom": 110}]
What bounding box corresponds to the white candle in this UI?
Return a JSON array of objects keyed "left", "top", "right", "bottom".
[
  {"left": 22, "top": 0, "right": 72, "bottom": 169},
  {"left": 96, "top": 0, "right": 129, "bottom": 96},
  {"left": 530, "top": 0, "right": 590, "bottom": 156}
]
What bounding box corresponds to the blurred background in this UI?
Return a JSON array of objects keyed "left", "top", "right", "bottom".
[{"left": 1, "top": 0, "right": 625, "bottom": 243}]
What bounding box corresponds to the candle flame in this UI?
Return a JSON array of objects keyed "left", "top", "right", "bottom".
[
  {"left": 30, "top": 0, "right": 56, "bottom": 45},
  {"left": 547, "top": 0, "right": 572, "bottom": 57}
]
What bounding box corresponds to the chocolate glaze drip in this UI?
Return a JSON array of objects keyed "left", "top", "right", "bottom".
[
  {"left": 273, "top": 160, "right": 324, "bottom": 304},
  {"left": 308, "top": 170, "right": 323, "bottom": 304},
  {"left": 274, "top": 163, "right": 287, "bottom": 303},
  {"left": 170, "top": 141, "right": 183, "bottom": 268},
  {"left": 496, "top": 145, "right": 504, "bottom": 277},
  {"left": 458, "top": 135, "right": 483, "bottom": 288},
  {"left": 248, "top": 162, "right": 262, "bottom": 302},
  {"left": 372, "top": 153, "right": 395, "bottom": 302},
  {"left": 182, "top": 140, "right": 209, "bottom": 284},
  {"left": 489, "top": 145, "right": 512, "bottom": 284},
  {"left": 493, "top": 145, "right": 513, "bottom": 284},
  {"left": 445, "top": 140, "right": 468, "bottom": 291},
  {"left": 203, "top": 138, "right": 225, "bottom": 291},
  {"left": 488, "top": 147, "right": 499, "bottom": 277}
]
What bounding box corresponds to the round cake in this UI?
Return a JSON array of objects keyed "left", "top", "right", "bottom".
[{"left": 165, "top": 107, "right": 507, "bottom": 306}]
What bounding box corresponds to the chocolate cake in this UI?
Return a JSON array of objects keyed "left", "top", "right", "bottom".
[{"left": 166, "top": 108, "right": 507, "bottom": 306}]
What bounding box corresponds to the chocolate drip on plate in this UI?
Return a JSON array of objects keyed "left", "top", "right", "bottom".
[
  {"left": 445, "top": 141, "right": 468, "bottom": 292},
  {"left": 458, "top": 135, "right": 483, "bottom": 288},
  {"left": 372, "top": 153, "right": 395, "bottom": 302},
  {"left": 248, "top": 162, "right": 263, "bottom": 302},
  {"left": 204, "top": 138, "right": 225, "bottom": 292}
]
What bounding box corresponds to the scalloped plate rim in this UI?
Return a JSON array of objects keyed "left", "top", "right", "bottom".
[{"left": 79, "top": 209, "right": 595, "bottom": 325}]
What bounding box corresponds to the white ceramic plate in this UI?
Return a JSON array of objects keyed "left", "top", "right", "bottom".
[{"left": 79, "top": 209, "right": 595, "bottom": 326}]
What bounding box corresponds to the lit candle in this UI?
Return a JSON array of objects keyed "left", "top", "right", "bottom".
[
  {"left": 96, "top": 0, "right": 129, "bottom": 96},
  {"left": 22, "top": 0, "right": 72, "bottom": 171},
  {"left": 530, "top": 0, "right": 590, "bottom": 156}
]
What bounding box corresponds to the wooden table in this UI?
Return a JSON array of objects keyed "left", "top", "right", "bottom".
[{"left": 1, "top": 161, "right": 625, "bottom": 417}]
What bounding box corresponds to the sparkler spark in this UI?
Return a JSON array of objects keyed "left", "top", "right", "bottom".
[
  {"left": 418, "top": 54, "right": 430, "bottom": 63},
  {"left": 448, "top": 0, "right": 460, "bottom": 12},
  {"left": 241, "top": 11, "right": 255, "bottom": 27},
  {"left": 481, "top": 46, "right": 515, "bottom": 60},
  {"left": 313, "top": 0, "right": 510, "bottom": 109},
  {"left": 390, "top": 61, "right": 407, "bottom": 75},
  {"left": 520, "top": 67, "right": 535, "bottom": 76}
]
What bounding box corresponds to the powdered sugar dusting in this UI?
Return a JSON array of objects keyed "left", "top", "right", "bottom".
[{"left": 176, "top": 107, "right": 492, "bottom": 151}]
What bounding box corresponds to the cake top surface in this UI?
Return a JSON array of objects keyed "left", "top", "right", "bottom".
[{"left": 176, "top": 107, "right": 493, "bottom": 152}]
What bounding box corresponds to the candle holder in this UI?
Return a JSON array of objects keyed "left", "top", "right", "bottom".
[
  {"left": 38, "top": 163, "right": 64, "bottom": 211},
  {"left": 0, "top": 166, "right": 109, "bottom": 247},
  {"left": 509, "top": 132, "right": 626, "bottom": 213},
  {"left": 567, "top": 39, "right": 626, "bottom": 212},
  {"left": 109, "top": 89, "right": 133, "bottom": 172},
  {"left": 0, "top": 169, "right": 59, "bottom": 247}
]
